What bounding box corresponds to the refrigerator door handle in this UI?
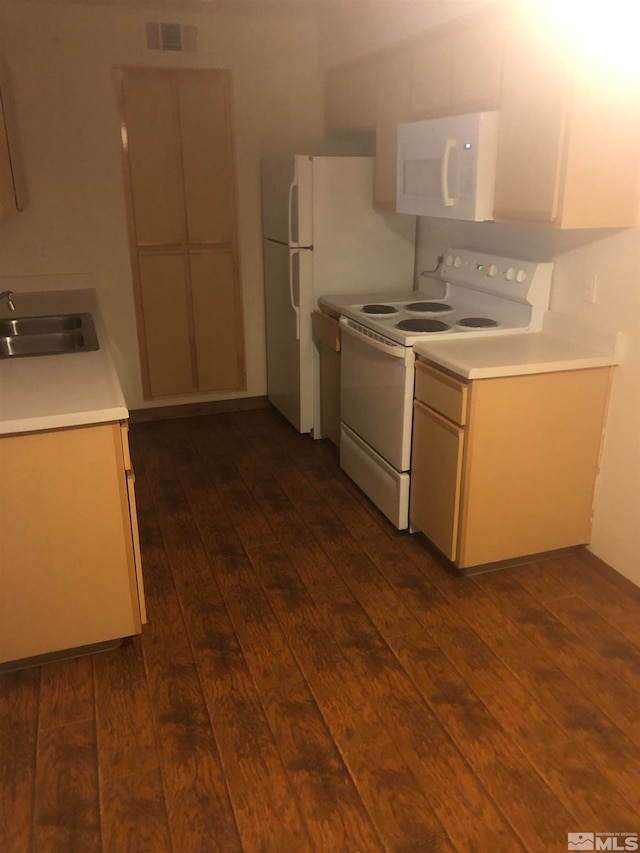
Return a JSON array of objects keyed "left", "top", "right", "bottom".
[
  {"left": 289, "top": 250, "right": 300, "bottom": 340},
  {"left": 288, "top": 180, "right": 299, "bottom": 245}
]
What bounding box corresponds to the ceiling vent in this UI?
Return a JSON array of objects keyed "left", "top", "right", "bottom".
[{"left": 146, "top": 22, "right": 198, "bottom": 53}]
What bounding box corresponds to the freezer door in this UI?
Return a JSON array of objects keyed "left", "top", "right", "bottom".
[
  {"left": 261, "top": 155, "right": 313, "bottom": 247},
  {"left": 263, "top": 240, "right": 314, "bottom": 433}
]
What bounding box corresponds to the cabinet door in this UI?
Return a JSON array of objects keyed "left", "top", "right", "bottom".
[
  {"left": 325, "top": 59, "right": 378, "bottom": 133},
  {"left": 450, "top": 13, "right": 506, "bottom": 113},
  {"left": 0, "top": 425, "right": 141, "bottom": 664},
  {"left": 122, "top": 72, "right": 185, "bottom": 246},
  {"left": 374, "top": 49, "right": 412, "bottom": 209},
  {"left": 410, "top": 400, "right": 465, "bottom": 560},
  {"left": 559, "top": 69, "right": 640, "bottom": 228},
  {"left": 178, "top": 72, "right": 235, "bottom": 245},
  {"left": 190, "top": 250, "right": 245, "bottom": 392},
  {"left": 138, "top": 252, "right": 195, "bottom": 397},
  {"left": 493, "top": 11, "right": 570, "bottom": 224},
  {"left": 409, "top": 33, "right": 453, "bottom": 117},
  {"left": 459, "top": 369, "right": 612, "bottom": 568}
]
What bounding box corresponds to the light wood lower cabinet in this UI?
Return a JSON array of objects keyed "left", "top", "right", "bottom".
[
  {"left": 0, "top": 422, "right": 145, "bottom": 666},
  {"left": 410, "top": 360, "right": 612, "bottom": 569}
]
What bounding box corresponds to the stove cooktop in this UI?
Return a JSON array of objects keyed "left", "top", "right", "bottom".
[
  {"left": 334, "top": 289, "right": 533, "bottom": 346},
  {"left": 317, "top": 248, "right": 554, "bottom": 347}
]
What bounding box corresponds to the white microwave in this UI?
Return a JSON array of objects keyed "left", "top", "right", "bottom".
[{"left": 396, "top": 111, "right": 499, "bottom": 221}]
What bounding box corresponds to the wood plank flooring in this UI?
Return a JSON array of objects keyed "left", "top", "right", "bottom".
[{"left": 2, "top": 409, "right": 640, "bottom": 852}]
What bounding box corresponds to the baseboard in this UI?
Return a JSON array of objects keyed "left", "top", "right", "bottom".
[
  {"left": 576, "top": 546, "right": 640, "bottom": 599},
  {"left": 129, "top": 396, "right": 270, "bottom": 424}
]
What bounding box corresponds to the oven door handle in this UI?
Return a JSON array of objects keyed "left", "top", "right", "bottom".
[{"left": 339, "top": 317, "right": 407, "bottom": 360}]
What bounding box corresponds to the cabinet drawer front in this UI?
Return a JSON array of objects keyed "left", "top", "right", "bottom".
[
  {"left": 312, "top": 309, "right": 340, "bottom": 351},
  {"left": 415, "top": 361, "right": 468, "bottom": 425},
  {"left": 410, "top": 400, "right": 464, "bottom": 560}
]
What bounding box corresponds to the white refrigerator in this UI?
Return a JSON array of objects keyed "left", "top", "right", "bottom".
[{"left": 261, "top": 155, "right": 415, "bottom": 435}]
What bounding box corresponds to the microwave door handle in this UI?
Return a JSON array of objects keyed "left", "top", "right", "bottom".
[
  {"left": 289, "top": 250, "right": 300, "bottom": 340},
  {"left": 440, "top": 138, "right": 457, "bottom": 207}
]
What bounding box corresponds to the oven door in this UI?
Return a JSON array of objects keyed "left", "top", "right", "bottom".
[{"left": 339, "top": 319, "right": 415, "bottom": 472}]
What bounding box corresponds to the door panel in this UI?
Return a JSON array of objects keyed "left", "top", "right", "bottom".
[
  {"left": 190, "top": 251, "right": 244, "bottom": 392},
  {"left": 138, "top": 253, "right": 194, "bottom": 397},
  {"left": 410, "top": 34, "right": 453, "bottom": 117},
  {"left": 493, "top": 11, "right": 569, "bottom": 223},
  {"left": 450, "top": 15, "right": 506, "bottom": 112},
  {"left": 410, "top": 401, "right": 464, "bottom": 560},
  {"left": 122, "top": 72, "right": 184, "bottom": 246},
  {"left": 179, "top": 72, "right": 235, "bottom": 245}
]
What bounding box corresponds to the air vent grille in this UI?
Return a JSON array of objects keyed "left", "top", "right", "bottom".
[{"left": 145, "top": 22, "right": 198, "bottom": 52}]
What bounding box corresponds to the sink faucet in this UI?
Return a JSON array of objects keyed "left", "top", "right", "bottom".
[{"left": 0, "top": 290, "right": 16, "bottom": 311}]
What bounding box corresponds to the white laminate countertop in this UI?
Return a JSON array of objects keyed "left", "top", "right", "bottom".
[
  {"left": 0, "top": 289, "right": 128, "bottom": 435},
  {"left": 413, "top": 312, "right": 621, "bottom": 379}
]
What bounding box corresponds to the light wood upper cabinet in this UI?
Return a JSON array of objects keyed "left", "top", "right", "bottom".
[
  {"left": 450, "top": 14, "right": 505, "bottom": 113},
  {"left": 325, "top": 6, "right": 640, "bottom": 228},
  {"left": 374, "top": 48, "right": 412, "bottom": 209},
  {"left": 410, "top": 11, "right": 505, "bottom": 119},
  {"left": 494, "top": 10, "right": 640, "bottom": 228},
  {"left": 409, "top": 33, "right": 453, "bottom": 117},
  {"left": 0, "top": 56, "right": 27, "bottom": 221},
  {"left": 325, "top": 57, "right": 378, "bottom": 134}
]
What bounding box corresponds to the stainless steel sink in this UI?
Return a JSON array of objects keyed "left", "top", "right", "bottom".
[{"left": 0, "top": 312, "right": 100, "bottom": 359}]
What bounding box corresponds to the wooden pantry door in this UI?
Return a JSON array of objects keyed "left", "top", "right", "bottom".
[{"left": 116, "top": 67, "right": 246, "bottom": 399}]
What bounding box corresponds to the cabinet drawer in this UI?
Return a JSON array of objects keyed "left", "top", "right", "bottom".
[
  {"left": 415, "top": 361, "right": 468, "bottom": 425},
  {"left": 312, "top": 309, "right": 340, "bottom": 352}
]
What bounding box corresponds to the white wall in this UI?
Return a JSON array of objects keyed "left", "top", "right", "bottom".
[
  {"left": 0, "top": 1, "right": 325, "bottom": 407},
  {"left": 416, "top": 218, "right": 640, "bottom": 585}
]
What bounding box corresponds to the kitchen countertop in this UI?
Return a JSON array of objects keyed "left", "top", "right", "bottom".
[
  {"left": 413, "top": 312, "right": 621, "bottom": 379},
  {"left": 0, "top": 289, "right": 128, "bottom": 435}
]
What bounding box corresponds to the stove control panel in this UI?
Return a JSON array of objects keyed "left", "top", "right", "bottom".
[{"left": 443, "top": 248, "right": 553, "bottom": 311}]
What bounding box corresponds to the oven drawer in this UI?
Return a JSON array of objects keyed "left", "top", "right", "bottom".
[
  {"left": 340, "top": 423, "right": 410, "bottom": 530},
  {"left": 415, "top": 360, "right": 468, "bottom": 426}
]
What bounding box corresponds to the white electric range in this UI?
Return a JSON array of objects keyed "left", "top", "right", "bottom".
[{"left": 318, "top": 248, "right": 554, "bottom": 530}]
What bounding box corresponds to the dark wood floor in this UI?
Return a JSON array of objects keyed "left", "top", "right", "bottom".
[{"left": 2, "top": 409, "right": 640, "bottom": 853}]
